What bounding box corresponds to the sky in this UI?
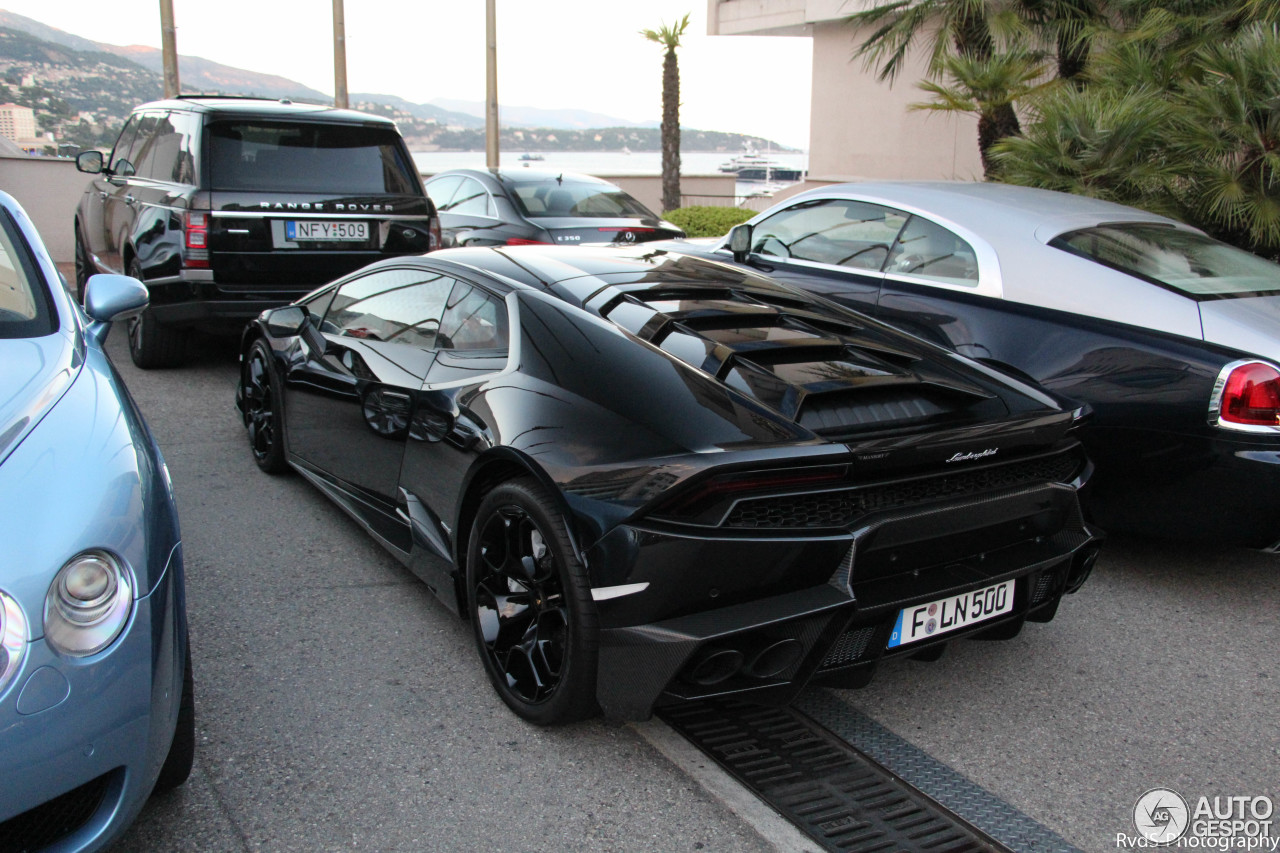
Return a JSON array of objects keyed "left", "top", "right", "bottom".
[{"left": 1, "top": 1, "right": 814, "bottom": 149}]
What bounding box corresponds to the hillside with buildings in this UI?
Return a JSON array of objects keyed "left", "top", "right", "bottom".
[{"left": 0, "top": 11, "right": 790, "bottom": 156}]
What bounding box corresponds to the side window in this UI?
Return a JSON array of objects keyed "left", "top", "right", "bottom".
[
  {"left": 425, "top": 175, "right": 464, "bottom": 210},
  {"left": 109, "top": 116, "right": 141, "bottom": 176},
  {"left": 438, "top": 283, "right": 508, "bottom": 351},
  {"left": 883, "top": 216, "right": 979, "bottom": 285},
  {"left": 751, "top": 199, "right": 906, "bottom": 270},
  {"left": 323, "top": 268, "right": 455, "bottom": 349},
  {"left": 446, "top": 178, "right": 493, "bottom": 217},
  {"left": 136, "top": 112, "right": 178, "bottom": 181},
  {"left": 120, "top": 113, "right": 160, "bottom": 178},
  {"left": 143, "top": 111, "right": 200, "bottom": 183}
]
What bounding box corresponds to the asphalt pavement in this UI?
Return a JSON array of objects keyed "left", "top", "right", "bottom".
[{"left": 102, "top": 325, "right": 1279, "bottom": 853}]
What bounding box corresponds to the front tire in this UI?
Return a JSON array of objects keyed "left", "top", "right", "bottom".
[
  {"left": 153, "top": 646, "right": 195, "bottom": 793},
  {"left": 240, "top": 339, "right": 289, "bottom": 474},
  {"left": 466, "top": 479, "right": 599, "bottom": 725}
]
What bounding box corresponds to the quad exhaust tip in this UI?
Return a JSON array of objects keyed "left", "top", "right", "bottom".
[{"left": 684, "top": 638, "right": 806, "bottom": 686}]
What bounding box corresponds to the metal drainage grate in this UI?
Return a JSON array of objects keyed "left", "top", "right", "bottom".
[{"left": 659, "top": 699, "right": 1010, "bottom": 852}]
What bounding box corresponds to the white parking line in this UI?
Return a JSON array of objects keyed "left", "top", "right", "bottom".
[{"left": 629, "top": 718, "right": 822, "bottom": 853}]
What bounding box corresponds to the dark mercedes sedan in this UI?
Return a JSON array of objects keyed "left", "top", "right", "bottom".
[
  {"left": 236, "top": 245, "right": 1100, "bottom": 724},
  {"left": 424, "top": 168, "right": 684, "bottom": 249}
]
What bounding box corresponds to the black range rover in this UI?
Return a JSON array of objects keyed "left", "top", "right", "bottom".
[{"left": 74, "top": 96, "right": 440, "bottom": 367}]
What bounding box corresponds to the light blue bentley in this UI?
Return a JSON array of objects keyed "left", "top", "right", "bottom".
[{"left": 0, "top": 191, "right": 192, "bottom": 850}]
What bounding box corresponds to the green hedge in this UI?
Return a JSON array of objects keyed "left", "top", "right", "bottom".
[{"left": 664, "top": 205, "right": 756, "bottom": 238}]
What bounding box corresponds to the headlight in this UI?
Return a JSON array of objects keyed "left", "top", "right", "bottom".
[
  {"left": 44, "top": 551, "right": 133, "bottom": 657},
  {"left": 0, "top": 591, "right": 27, "bottom": 694}
]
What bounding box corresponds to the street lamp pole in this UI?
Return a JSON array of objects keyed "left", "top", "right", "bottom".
[
  {"left": 333, "top": 0, "right": 349, "bottom": 109},
  {"left": 485, "top": 0, "right": 499, "bottom": 169},
  {"left": 159, "top": 0, "right": 179, "bottom": 98}
]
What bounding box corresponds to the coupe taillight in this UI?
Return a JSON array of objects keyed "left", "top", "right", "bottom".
[
  {"left": 1217, "top": 361, "right": 1280, "bottom": 427},
  {"left": 506, "top": 238, "right": 552, "bottom": 246},
  {"left": 184, "top": 210, "right": 210, "bottom": 268}
]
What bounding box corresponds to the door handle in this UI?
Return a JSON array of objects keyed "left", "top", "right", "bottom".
[{"left": 124, "top": 195, "right": 137, "bottom": 206}]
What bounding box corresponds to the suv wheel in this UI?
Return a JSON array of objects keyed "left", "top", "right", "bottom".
[{"left": 126, "top": 260, "right": 185, "bottom": 369}]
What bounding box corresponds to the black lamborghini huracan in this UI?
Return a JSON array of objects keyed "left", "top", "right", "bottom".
[{"left": 236, "top": 245, "right": 1101, "bottom": 724}]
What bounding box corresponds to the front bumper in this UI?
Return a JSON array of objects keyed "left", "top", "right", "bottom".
[
  {"left": 589, "top": 483, "right": 1101, "bottom": 720},
  {"left": 0, "top": 561, "right": 185, "bottom": 853}
]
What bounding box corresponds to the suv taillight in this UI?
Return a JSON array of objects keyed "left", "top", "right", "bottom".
[
  {"left": 184, "top": 211, "right": 210, "bottom": 268},
  {"left": 1215, "top": 360, "right": 1280, "bottom": 428},
  {"left": 428, "top": 217, "right": 442, "bottom": 252}
]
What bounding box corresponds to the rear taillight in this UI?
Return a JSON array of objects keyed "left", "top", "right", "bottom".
[
  {"left": 184, "top": 210, "right": 210, "bottom": 269},
  {"left": 1213, "top": 360, "right": 1280, "bottom": 429},
  {"left": 651, "top": 465, "right": 849, "bottom": 525},
  {"left": 506, "top": 238, "right": 552, "bottom": 246},
  {"left": 428, "top": 217, "right": 442, "bottom": 252}
]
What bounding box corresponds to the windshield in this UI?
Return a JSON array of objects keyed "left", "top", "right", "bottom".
[
  {"left": 208, "top": 121, "right": 420, "bottom": 195},
  {"left": 1050, "top": 224, "right": 1280, "bottom": 299},
  {"left": 0, "top": 208, "right": 55, "bottom": 339},
  {"left": 508, "top": 180, "right": 657, "bottom": 219}
]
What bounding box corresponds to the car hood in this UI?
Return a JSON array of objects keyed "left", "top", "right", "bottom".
[
  {"left": 0, "top": 331, "right": 80, "bottom": 469},
  {"left": 1199, "top": 296, "right": 1280, "bottom": 363}
]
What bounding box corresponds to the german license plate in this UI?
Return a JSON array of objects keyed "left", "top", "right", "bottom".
[
  {"left": 887, "top": 580, "right": 1015, "bottom": 649},
  {"left": 285, "top": 220, "right": 367, "bottom": 241}
]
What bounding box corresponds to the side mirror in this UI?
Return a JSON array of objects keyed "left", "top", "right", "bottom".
[
  {"left": 263, "top": 305, "right": 309, "bottom": 337},
  {"left": 728, "top": 223, "right": 753, "bottom": 263},
  {"left": 76, "top": 150, "right": 104, "bottom": 175},
  {"left": 83, "top": 273, "right": 148, "bottom": 345},
  {"left": 84, "top": 273, "right": 148, "bottom": 324}
]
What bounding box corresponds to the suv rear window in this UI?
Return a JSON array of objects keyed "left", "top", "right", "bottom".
[{"left": 208, "top": 121, "right": 419, "bottom": 195}]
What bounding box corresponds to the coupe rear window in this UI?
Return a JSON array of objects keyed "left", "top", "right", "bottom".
[
  {"left": 0, "top": 209, "right": 55, "bottom": 339},
  {"left": 508, "top": 181, "right": 655, "bottom": 219},
  {"left": 208, "top": 121, "right": 419, "bottom": 195},
  {"left": 1051, "top": 224, "right": 1280, "bottom": 298}
]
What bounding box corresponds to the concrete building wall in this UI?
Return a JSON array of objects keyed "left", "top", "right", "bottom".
[
  {"left": 0, "top": 155, "right": 85, "bottom": 263},
  {"left": 709, "top": 0, "right": 985, "bottom": 182}
]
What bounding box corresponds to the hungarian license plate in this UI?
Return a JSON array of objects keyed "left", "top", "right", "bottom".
[
  {"left": 285, "top": 220, "right": 368, "bottom": 241},
  {"left": 887, "top": 580, "right": 1015, "bottom": 649}
]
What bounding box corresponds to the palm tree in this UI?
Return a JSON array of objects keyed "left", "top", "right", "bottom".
[{"left": 641, "top": 14, "right": 691, "bottom": 213}]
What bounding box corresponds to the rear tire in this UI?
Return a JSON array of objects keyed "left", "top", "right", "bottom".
[
  {"left": 73, "top": 225, "right": 91, "bottom": 305},
  {"left": 466, "top": 478, "right": 599, "bottom": 725},
  {"left": 153, "top": 645, "right": 195, "bottom": 793},
  {"left": 125, "top": 259, "right": 185, "bottom": 369}
]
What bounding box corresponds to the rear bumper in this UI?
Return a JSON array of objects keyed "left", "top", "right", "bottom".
[
  {"left": 590, "top": 483, "right": 1101, "bottom": 720},
  {"left": 1083, "top": 426, "right": 1280, "bottom": 548}
]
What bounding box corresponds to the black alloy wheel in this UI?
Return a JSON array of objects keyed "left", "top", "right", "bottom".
[
  {"left": 125, "top": 259, "right": 184, "bottom": 369},
  {"left": 240, "top": 339, "right": 288, "bottom": 474},
  {"left": 73, "top": 225, "right": 91, "bottom": 305},
  {"left": 467, "top": 479, "right": 598, "bottom": 725}
]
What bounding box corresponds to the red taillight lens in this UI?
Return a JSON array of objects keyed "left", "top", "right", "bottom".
[
  {"left": 428, "top": 218, "right": 442, "bottom": 252},
  {"left": 1219, "top": 361, "right": 1280, "bottom": 426},
  {"left": 183, "top": 210, "right": 210, "bottom": 268},
  {"left": 506, "top": 238, "right": 552, "bottom": 246}
]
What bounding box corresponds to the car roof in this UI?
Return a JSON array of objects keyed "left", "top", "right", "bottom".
[
  {"left": 793, "top": 181, "right": 1184, "bottom": 243},
  {"left": 134, "top": 97, "right": 396, "bottom": 125}
]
